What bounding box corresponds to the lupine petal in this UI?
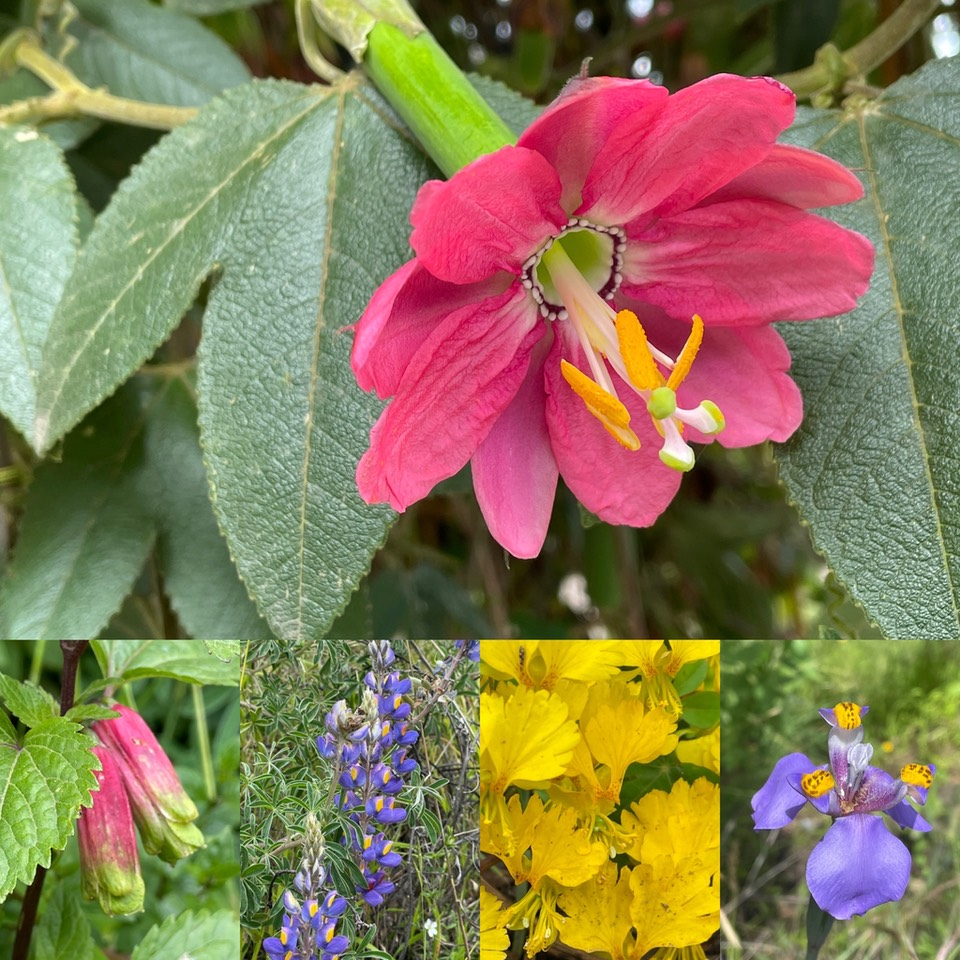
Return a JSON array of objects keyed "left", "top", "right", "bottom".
[
  {"left": 621, "top": 198, "right": 874, "bottom": 325},
  {"left": 807, "top": 814, "right": 910, "bottom": 919},
  {"left": 517, "top": 75, "right": 668, "bottom": 213},
  {"left": 472, "top": 334, "right": 559, "bottom": 558},
  {"left": 356, "top": 287, "right": 543, "bottom": 511},
  {"left": 580, "top": 74, "right": 795, "bottom": 227},
  {"left": 751, "top": 753, "right": 816, "bottom": 828},
  {"left": 410, "top": 148, "right": 567, "bottom": 284}
]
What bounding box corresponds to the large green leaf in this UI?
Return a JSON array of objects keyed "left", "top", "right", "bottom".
[
  {"left": 65, "top": 0, "right": 250, "bottom": 108},
  {"left": 90, "top": 639, "right": 241, "bottom": 685},
  {"left": 0, "top": 128, "right": 79, "bottom": 445},
  {"left": 142, "top": 376, "right": 273, "bottom": 640},
  {"left": 196, "top": 77, "right": 429, "bottom": 638},
  {"left": 32, "top": 78, "right": 419, "bottom": 638},
  {"left": 0, "top": 716, "right": 99, "bottom": 902},
  {"left": 776, "top": 57, "right": 960, "bottom": 638},
  {"left": 131, "top": 909, "right": 238, "bottom": 960},
  {"left": 0, "top": 385, "right": 156, "bottom": 639},
  {"left": 0, "top": 376, "right": 267, "bottom": 639},
  {"left": 33, "top": 881, "right": 96, "bottom": 960}
]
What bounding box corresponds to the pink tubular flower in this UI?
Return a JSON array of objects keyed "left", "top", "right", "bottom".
[
  {"left": 352, "top": 73, "right": 874, "bottom": 558},
  {"left": 78, "top": 746, "right": 145, "bottom": 916},
  {"left": 93, "top": 704, "right": 204, "bottom": 864}
]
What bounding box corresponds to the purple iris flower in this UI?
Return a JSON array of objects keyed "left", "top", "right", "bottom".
[{"left": 752, "top": 702, "right": 935, "bottom": 920}]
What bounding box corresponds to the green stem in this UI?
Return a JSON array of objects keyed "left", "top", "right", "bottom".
[
  {"left": 12, "top": 641, "right": 88, "bottom": 960},
  {"left": 308, "top": 0, "right": 515, "bottom": 175},
  {"left": 0, "top": 36, "right": 196, "bottom": 129},
  {"left": 28, "top": 639, "right": 45, "bottom": 687},
  {"left": 778, "top": 0, "right": 941, "bottom": 100},
  {"left": 192, "top": 684, "right": 217, "bottom": 803},
  {"left": 363, "top": 24, "right": 516, "bottom": 177}
]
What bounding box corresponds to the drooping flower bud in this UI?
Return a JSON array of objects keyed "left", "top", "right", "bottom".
[
  {"left": 77, "top": 746, "right": 145, "bottom": 916},
  {"left": 92, "top": 704, "right": 204, "bottom": 864}
]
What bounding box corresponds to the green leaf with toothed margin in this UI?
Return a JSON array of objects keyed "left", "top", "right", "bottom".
[
  {"left": 774, "top": 57, "right": 960, "bottom": 639},
  {"left": 0, "top": 716, "right": 99, "bottom": 903},
  {"left": 130, "top": 909, "right": 238, "bottom": 960}
]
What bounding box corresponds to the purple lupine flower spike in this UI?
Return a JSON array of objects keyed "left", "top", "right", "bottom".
[{"left": 752, "top": 701, "right": 936, "bottom": 920}]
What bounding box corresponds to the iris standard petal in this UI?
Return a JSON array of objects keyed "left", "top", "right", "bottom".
[
  {"left": 751, "top": 753, "right": 817, "bottom": 828},
  {"left": 410, "top": 148, "right": 568, "bottom": 284},
  {"left": 579, "top": 74, "right": 795, "bottom": 227},
  {"left": 621, "top": 198, "right": 875, "bottom": 325},
  {"left": 807, "top": 814, "right": 910, "bottom": 919},
  {"left": 357, "top": 287, "right": 543, "bottom": 511},
  {"left": 472, "top": 335, "right": 560, "bottom": 559},
  {"left": 853, "top": 766, "right": 907, "bottom": 813}
]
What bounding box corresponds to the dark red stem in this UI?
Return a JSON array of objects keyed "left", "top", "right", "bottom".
[{"left": 12, "top": 640, "right": 89, "bottom": 960}]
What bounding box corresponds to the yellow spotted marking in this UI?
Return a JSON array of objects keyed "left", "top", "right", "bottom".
[
  {"left": 801, "top": 769, "right": 835, "bottom": 798},
  {"left": 833, "top": 702, "right": 863, "bottom": 730},
  {"left": 900, "top": 763, "right": 934, "bottom": 788}
]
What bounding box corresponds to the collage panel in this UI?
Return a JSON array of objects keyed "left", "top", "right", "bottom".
[
  {"left": 0, "top": 639, "right": 241, "bottom": 959},
  {"left": 241, "top": 639, "right": 479, "bottom": 960},
  {"left": 479, "top": 639, "right": 720, "bottom": 960},
  {"left": 721, "top": 639, "right": 958, "bottom": 959}
]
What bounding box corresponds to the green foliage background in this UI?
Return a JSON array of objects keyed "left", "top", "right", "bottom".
[
  {"left": 0, "top": 641, "right": 240, "bottom": 958},
  {"left": 721, "top": 639, "right": 960, "bottom": 958}
]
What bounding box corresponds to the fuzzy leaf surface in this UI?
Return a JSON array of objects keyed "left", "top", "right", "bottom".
[
  {"left": 0, "top": 128, "right": 78, "bottom": 446},
  {"left": 66, "top": 0, "right": 250, "bottom": 107},
  {"left": 776, "top": 58, "right": 960, "bottom": 638}
]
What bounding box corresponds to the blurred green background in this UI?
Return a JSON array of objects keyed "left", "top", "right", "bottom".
[{"left": 721, "top": 639, "right": 960, "bottom": 959}]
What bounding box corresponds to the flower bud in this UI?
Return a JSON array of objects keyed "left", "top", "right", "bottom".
[
  {"left": 92, "top": 704, "right": 204, "bottom": 864},
  {"left": 78, "top": 746, "right": 145, "bottom": 916}
]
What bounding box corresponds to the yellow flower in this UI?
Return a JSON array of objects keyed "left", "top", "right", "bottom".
[
  {"left": 556, "top": 860, "right": 636, "bottom": 959},
  {"left": 620, "top": 778, "right": 719, "bottom": 864},
  {"left": 676, "top": 726, "right": 720, "bottom": 775},
  {"left": 481, "top": 640, "right": 538, "bottom": 685},
  {"left": 650, "top": 947, "right": 709, "bottom": 960},
  {"left": 580, "top": 681, "right": 678, "bottom": 802},
  {"left": 491, "top": 794, "right": 608, "bottom": 890},
  {"left": 629, "top": 852, "right": 719, "bottom": 952},
  {"left": 480, "top": 888, "right": 509, "bottom": 960},
  {"left": 620, "top": 640, "right": 719, "bottom": 715},
  {"left": 481, "top": 685, "right": 580, "bottom": 796}
]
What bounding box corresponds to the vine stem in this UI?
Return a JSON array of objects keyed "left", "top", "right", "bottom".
[
  {"left": 0, "top": 34, "right": 195, "bottom": 129},
  {"left": 12, "top": 641, "right": 89, "bottom": 960},
  {"left": 777, "top": 0, "right": 942, "bottom": 100}
]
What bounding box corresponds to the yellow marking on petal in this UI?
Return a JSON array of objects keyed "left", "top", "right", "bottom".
[
  {"left": 666, "top": 314, "right": 703, "bottom": 391},
  {"left": 309, "top": 902, "right": 318, "bottom": 917},
  {"left": 560, "top": 359, "right": 640, "bottom": 450},
  {"left": 615, "top": 309, "right": 663, "bottom": 390},
  {"left": 833, "top": 702, "right": 863, "bottom": 730},
  {"left": 801, "top": 769, "right": 835, "bottom": 798},
  {"left": 280, "top": 931, "right": 288, "bottom": 945},
  {"left": 901, "top": 763, "right": 934, "bottom": 788}
]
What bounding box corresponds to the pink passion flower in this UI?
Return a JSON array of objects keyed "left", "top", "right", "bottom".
[{"left": 351, "top": 73, "right": 874, "bottom": 558}]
